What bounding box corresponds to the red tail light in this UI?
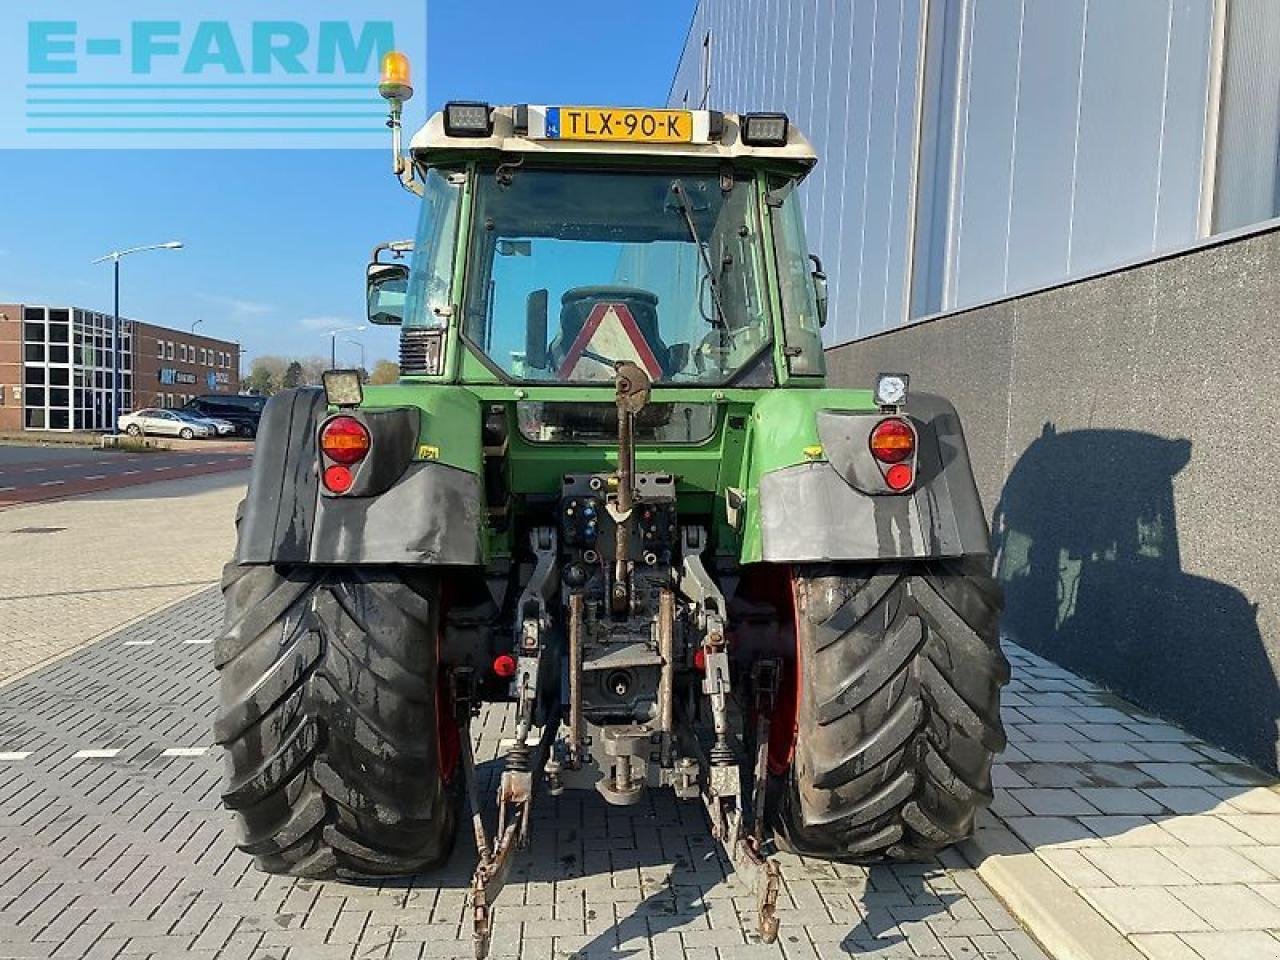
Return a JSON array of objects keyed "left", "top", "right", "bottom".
[
  {"left": 492, "top": 654, "right": 517, "bottom": 679},
  {"left": 885, "top": 463, "right": 914, "bottom": 491},
  {"left": 869, "top": 418, "right": 914, "bottom": 464},
  {"left": 320, "top": 416, "right": 370, "bottom": 465},
  {"left": 323, "top": 465, "right": 354, "bottom": 494}
]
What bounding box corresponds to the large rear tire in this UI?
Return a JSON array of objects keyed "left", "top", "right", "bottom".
[
  {"left": 777, "top": 558, "right": 1008, "bottom": 860},
  {"left": 214, "top": 563, "right": 458, "bottom": 878}
]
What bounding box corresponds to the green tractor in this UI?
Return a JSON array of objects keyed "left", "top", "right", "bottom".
[{"left": 214, "top": 54, "right": 1007, "bottom": 957}]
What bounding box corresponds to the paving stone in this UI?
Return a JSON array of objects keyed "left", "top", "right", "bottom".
[
  {"left": 1208, "top": 765, "right": 1276, "bottom": 787},
  {"left": 1158, "top": 815, "right": 1257, "bottom": 847},
  {"left": 1015, "top": 742, "right": 1099, "bottom": 764},
  {"left": 1128, "top": 932, "right": 1202, "bottom": 960},
  {"left": 1213, "top": 789, "right": 1280, "bottom": 816},
  {"left": 1238, "top": 846, "right": 1280, "bottom": 878},
  {"left": 1036, "top": 849, "right": 1115, "bottom": 889},
  {"left": 1005, "top": 789, "right": 1100, "bottom": 817},
  {"left": 1070, "top": 742, "right": 1151, "bottom": 764},
  {"left": 1080, "top": 887, "right": 1212, "bottom": 934},
  {"left": 1133, "top": 744, "right": 1212, "bottom": 764},
  {"left": 1170, "top": 885, "right": 1280, "bottom": 930},
  {"left": 1074, "top": 788, "right": 1167, "bottom": 816},
  {"left": 1007, "top": 763, "right": 1094, "bottom": 788},
  {"left": 1125, "top": 725, "right": 1198, "bottom": 744},
  {"left": 1137, "top": 764, "right": 1231, "bottom": 788},
  {"left": 1081, "top": 848, "right": 1195, "bottom": 887},
  {"left": 1081, "top": 763, "right": 1162, "bottom": 788},
  {"left": 1178, "top": 930, "right": 1280, "bottom": 960},
  {"left": 1159, "top": 846, "right": 1273, "bottom": 883},
  {"left": 1223, "top": 816, "right": 1280, "bottom": 845},
  {"left": 1003, "top": 816, "right": 1101, "bottom": 850},
  {"left": 1018, "top": 724, "right": 1080, "bottom": 743},
  {"left": 1144, "top": 788, "right": 1235, "bottom": 816},
  {"left": 1079, "top": 816, "right": 1185, "bottom": 847}
]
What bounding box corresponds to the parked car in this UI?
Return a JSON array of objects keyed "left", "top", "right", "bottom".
[
  {"left": 182, "top": 395, "right": 266, "bottom": 438},
  {"left": 174, "top": 409, "right": 236, "bottom": 436},
  {"left": 118, "top": 408, "right": 214, "bottom": 439}
]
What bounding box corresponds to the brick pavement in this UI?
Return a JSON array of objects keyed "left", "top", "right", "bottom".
[
  {"left": 0, "top": 591, "right": 1047, "bottom": 960},
  {"left": 978, "top": 644, "right": 1280, "bottom": 959},
  {"left": 0, "top": 470, "right": 246, "bottom": 685}
]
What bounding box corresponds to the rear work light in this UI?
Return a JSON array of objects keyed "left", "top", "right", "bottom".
[
  {"left": 320, "top": 416, "right": 371, "bottom": 466},
  {"left": 869, "top": 417, "right": 915, "bottom": 465},
  {"left": 741, "top": 112, "right": 789, "bottom": 146},
  {"left": 444, "top": 100, "right": 493, "bottom": 137}
]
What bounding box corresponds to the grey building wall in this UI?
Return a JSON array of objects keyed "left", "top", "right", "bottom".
[{"left": 826, "top": 223, "right": 1280, "bottom": 772}]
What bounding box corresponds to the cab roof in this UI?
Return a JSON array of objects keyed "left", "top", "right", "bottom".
[{"left": 409, "top": 105, "right": 817, "bottom": 178}]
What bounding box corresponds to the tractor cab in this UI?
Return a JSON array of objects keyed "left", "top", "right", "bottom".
[{"left": 365, "top": 94, "right": 829, "bottom": 390}]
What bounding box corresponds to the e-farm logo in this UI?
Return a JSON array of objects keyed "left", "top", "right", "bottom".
[{"left": 1, "top": 2, "right": 426, "bottom": 148}]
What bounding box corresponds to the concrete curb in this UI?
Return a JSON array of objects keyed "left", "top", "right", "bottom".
[{"left": 963, "top": 820, "right": 1144, "bottom": 960}]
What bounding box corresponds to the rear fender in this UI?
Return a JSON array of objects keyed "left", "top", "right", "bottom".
[
  {"left": 742, "top": 390, "right": 990, "bottom": 563},
  {"left": 235, "top": 387, "right": 484, "bottom": 566}
]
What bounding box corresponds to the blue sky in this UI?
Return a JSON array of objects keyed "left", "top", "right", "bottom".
[{"left": 0, "top": 0, "right": 696, "bottom": 367}]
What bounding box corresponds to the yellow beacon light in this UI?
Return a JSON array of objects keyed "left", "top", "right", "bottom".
[{"left": 379, "top": 51, "right": 413, "bottom": 103}]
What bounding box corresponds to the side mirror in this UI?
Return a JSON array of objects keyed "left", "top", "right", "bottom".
[
  {"left": 526, "top": 289, "right": 549, "bottom": 371},
  {"left": 809, "top": 253, "right": 828, "bottom": 328},
  {"left": 367, "top": 262, "right": 409, "bottom": 326}
]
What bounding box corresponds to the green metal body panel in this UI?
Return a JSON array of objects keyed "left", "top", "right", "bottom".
[
  {"left": 361, "top": 384, "right": 484, "bottom": 475},
  {"left": 353, "top": 383, "right": 879, "bottom": 566},
  {"left": 736, "top": 388, "right": 877, "bottom": 563},
  {"left": 348, "top": 157, "right": 889, "bottom": 568}
]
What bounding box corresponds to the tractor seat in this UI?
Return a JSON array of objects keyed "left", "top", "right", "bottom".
[{"left": 552, "top": 286, "right": 669, "bottom": 376}]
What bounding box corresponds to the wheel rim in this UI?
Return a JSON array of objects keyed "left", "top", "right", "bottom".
[
  {"left": 181, "top": 429, "right": 193, "bottom": 439},
  {"left": 127, "top": 425, "right": 141, "bottom": 436}
]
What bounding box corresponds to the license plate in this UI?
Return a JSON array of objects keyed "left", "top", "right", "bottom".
[{"left": 545, "top": 107, "right": 692, "bottom": 143}]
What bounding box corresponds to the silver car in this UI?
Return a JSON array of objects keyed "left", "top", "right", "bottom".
[
  {"left": 174, "top": 409, "right": 236, "bottom": 436},
  {"left": 118, "top": 408, "right": 214, "bottom": 439}
]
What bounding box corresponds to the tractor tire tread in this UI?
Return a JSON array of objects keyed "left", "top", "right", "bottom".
[
  {"left": 216, "top": 563, "right": 457, "bottom": 879},
  {"left": 779, "top": 558, "right": 1007, "bottom": 861}
]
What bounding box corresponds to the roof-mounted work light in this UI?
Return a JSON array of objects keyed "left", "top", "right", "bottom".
[
  {"left": 444, "top": 101, "right": 494, "bottom": 137},
  {"left": 741, "top": 112, "right": 790, "bottom": 147}
]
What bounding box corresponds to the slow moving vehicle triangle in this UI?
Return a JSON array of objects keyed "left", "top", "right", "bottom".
[{"left": 557, "top": 301, "right": 663, "bottom": 382}]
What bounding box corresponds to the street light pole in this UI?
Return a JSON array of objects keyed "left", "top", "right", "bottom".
[
  {"left": 112, "top": 259, "right": 120, "bottom": 428},
  {"left": 191, "top": 318, "right": 204, "bottom": 334},
  {"left": 325, "top": 325, "right": 366, "bottom": 371},
  {"left": 92, "top": 240, "right": 183, "bottom": 432},
  {"left": 344, "top": 337, "right": 366, "bottom": 376}
]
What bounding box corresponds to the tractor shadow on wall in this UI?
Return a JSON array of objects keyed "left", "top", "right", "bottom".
[{"left": 992, "top": 423, "right": 1273, "bottom": 773}]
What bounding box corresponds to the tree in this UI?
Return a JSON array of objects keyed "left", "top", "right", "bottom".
[
  {"left": 282, "top": 361, "right": 304, "bottom": 389},
  {"left": 300, "top": 357, "right": 330, "bottom": 386},
  {"left": 244, "top": 366, "right": 275, "bottom": 396},
  {"left": 369, "top": 360, "right": 400, "bottom": 385},
  {"left": 244, "top": 357, "right": 283, "bottom": 395}
]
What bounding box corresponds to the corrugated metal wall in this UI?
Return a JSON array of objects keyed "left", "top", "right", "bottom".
[
  {"left": 670, "top": 0, "right": 1277, "bottom": 347},
  {"left": 672, "top": 0, "right": 925, "bottom": 345}
]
